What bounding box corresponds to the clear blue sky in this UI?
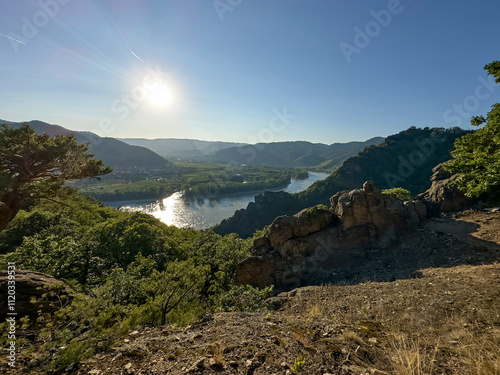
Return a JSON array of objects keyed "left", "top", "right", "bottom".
[{"left": 1, "top": 0, "right": 499, "bottom": 143}]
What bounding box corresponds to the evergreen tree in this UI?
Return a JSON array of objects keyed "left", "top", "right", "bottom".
[{"left": 0, "top": 123, "right": 111, "bottom": 231}]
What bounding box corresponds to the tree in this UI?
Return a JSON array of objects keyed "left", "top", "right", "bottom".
[
  {"left": 0, "top": 123, "right": 112, "bottom": 231},
  {"left": 444, "top": 62, "right": 500, "bottom": 198}
]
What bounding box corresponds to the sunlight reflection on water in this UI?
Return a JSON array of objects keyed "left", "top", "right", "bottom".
[{"left": 107, "top": 172, "right": 329, "bottom": 230}]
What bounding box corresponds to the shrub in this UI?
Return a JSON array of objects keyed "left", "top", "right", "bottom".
[
  {"left": 382, "top": 188, "right": 412, "bottom": 202},
  {"left": 217, "top": 285, "right": 274, "bottom": 312}
]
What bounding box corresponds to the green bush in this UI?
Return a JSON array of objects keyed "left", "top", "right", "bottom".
[
  {"left": 307, "top": 204, "right": 329, "bottom": 218},
  {"left": 382, "top": 188, "right": 412, "bottom": 202}
]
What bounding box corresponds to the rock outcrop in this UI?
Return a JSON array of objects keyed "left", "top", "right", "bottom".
[
  {"left": 417, "top": 163, "right": 472, "bottom": 216},
  {"left": 0, "top": 270, "right": 74, "bottom": 318},
  {"left": 234, "top": 181, "right": 427, "bottom": 292},
  {"left": 215, "top": 191, "right": 300, "bottom": 238}
]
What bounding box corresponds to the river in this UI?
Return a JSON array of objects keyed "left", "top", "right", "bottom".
[{"left": 107, "top": 171, "right": 329, "bottom": 230}]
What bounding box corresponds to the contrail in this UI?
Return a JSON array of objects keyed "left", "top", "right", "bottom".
[
  {"left": 0, "top": 33, "right": 27, "bottom": 45},
  {"left": 130, "top": 50, "right": 143, "bottom": 62}
]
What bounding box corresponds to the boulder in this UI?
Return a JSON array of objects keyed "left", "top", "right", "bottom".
[
  {"left": 418, "top": 163, "right": 472, "bottom": 216},
  {"left": 267, "top": 207, "right": 333, "bottom": 248},
  {"left": 232, "top": 254, "right": 276, "bottom": 289},
  {"left": 330, "top": 181, "right": 425, "bottom": 249},
  {"left": 0, "top": 270, "right": 74, "bottom": 319}
]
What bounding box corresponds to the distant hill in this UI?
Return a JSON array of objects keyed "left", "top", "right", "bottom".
[
  {"left": 1, "top": 120, "right": 171, "bottom": 169},
  {"left": 214, "top": 127, "right": 471, "bottom": 238},
  {"left": 120, "top": 138, "right": 247, "bottom": 159},
  {"left": 201, "top": 138, "right": 385, "bottom": 170}
]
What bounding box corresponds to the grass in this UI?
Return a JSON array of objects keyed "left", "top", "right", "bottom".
[
  {"left": 278, "top": 261, "right": 500, "bottom": 374},
  {"left": 387, "top": 335, "right": 438, "bottom": 375}
]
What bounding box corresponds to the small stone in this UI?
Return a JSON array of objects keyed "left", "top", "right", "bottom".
[
  {"left": 124, "top": 363, "right": 133, "bottom": 370},
  {"left": 368, "top": 337, "right": 379, "bottom": 344},
  {"left": 129, "top": 330, "right": 139, "bottom": 336},
  {"left": 246, "top": 360, "right": 253, "bottom": 367},
  {"left": 208, "top": 358, "right": 224, "bottom": 368},
  {"left": 194, "top": 358, "right": 205, "bottom": 368},
  {"left": 123, "top": 339, "right": 130, "bottom": 343}
]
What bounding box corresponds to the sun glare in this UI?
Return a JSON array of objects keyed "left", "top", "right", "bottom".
[{"left": 147, "top": 84, "right": 173, "bottom": 107}]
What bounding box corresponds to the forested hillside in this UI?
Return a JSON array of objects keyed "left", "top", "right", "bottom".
[
  {"left": 202, "top": 137, "right": 384, "bottom": 170},
  {"left": 215, "top": 127, "right": 470, "bottom": 237}
]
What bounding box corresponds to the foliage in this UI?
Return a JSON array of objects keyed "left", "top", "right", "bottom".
[
  {"left": 216, "top": 126, "right": 469, "bottom": 238},
  {"left": 0, "top": 123, "right": 111, "bottom": 231},
  {"left": 217, "top": 285, "right": 274, "bottom": 312},
  {"left": 444, "top": 61, "right": 500, "bottom": 198},
  {"left": 291, "top": 355, "right": 305, "bottom": 372},
  {"left": 0, "top": 188, "right": 265, "bottom": 372},
  {"left": 76, "top": 163, "right": 309, "bottom": 202},
  {"left": 382, "top": 188, "right": 412, "bottom": 202},
  {"left": 307, "top": 204, "right": 329, "bottom": 218},
  {"left": 302, "top": 126, "right": 469, "bottom": 204}
]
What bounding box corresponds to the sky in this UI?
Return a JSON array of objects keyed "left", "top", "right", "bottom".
[{"left": 1, "top": 0, "right": 499, "bottom": 144}]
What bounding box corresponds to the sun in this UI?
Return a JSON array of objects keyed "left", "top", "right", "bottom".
[{"left": 147, "top": 84, "right": 173, "bottom": 107}]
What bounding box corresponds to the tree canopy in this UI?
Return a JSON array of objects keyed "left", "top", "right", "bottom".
[
  {"left": 445, "top": 62, "right": 500, "bottom": 198},
  {"left": 0, "top": 123, "right": 112, "bottom": 231}
]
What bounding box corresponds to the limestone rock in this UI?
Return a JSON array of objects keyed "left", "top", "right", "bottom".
[
  {"left": 233, "top": 254, "right": 276, "bottom": 289},
  {"left": 234, "top": 181, "right": 426, "bottom": 292},
  {"left": 268, "top": 207, "right": 333, "bottom": 248},
  {"left": 418, "top": 163, "right": 472, "bottom": 216}
]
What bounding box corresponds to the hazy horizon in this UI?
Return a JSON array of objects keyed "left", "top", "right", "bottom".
[{"left": 1, "top": 1, "right": 499, "bottom": 144}]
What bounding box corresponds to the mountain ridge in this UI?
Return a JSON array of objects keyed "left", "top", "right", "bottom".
[
  {"left": 202, "top": 137, "right": 385, "bottom": 169},
  {"left": 120, "top": 138, "right": 248, "bottom": 159},
  {"left": 0, "top": 119, "right": 171, "bottom": 169}
]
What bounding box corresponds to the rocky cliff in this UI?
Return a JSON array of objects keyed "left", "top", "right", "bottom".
[
  {"left": 215, "top": 191, "right": 301, "bottom": 239},
  {"left": 234, "top": 181, "right": 427, "bottom": 292}
]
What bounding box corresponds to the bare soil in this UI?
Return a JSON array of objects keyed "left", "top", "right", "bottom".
[{"left": 9, "top": 210, "right": 500, "bottom": 375}]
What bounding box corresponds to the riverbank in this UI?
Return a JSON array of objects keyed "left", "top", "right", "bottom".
[{"left": 109, "top": 172, "right": 329, "bottom": 230}]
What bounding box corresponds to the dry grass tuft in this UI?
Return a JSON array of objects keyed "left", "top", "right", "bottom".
[{"left": 387, "top": 334, "right": 439, "bottom": 375}]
